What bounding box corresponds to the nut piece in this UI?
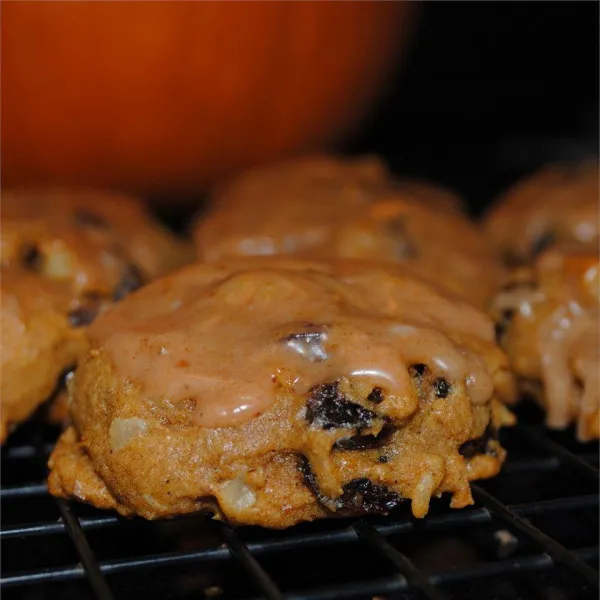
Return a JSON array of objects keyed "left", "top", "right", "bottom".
[
  {"left": 109, "top": 417, "right": 147, "bottom": 452},
  {"left": 220, "top": 476, "right": 257, "bottom": 511}
]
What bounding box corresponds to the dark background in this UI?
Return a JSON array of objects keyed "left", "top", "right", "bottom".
[{"left": 348, "top": 1, "right": 599, "bottom": 214}]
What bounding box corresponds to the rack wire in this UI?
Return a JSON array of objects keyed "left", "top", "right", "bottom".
[{"left": 1, "top": 402, "right": 598, "bottom": 600}]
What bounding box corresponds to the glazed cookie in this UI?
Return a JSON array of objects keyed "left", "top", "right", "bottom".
[
  {"left": 194, "top": 157, "right": 504, "bottom": 308},
  {"left": 1, "top": 188, "right": 192, "bottom": 441},
  {"left": 484, "top": 162, "right": 599, "bottom": 266},
  {"left": 48, "top": 257, "right": 515, "bottom": 528},
  {"left": 2, "top": 188, "right": 192, "bottom": 288},
  {"left": 194, "top": 155, "right": 393, "bottom": 258},
  {"left": 491, "top": 249, "right": 599, "bottom": 441}
]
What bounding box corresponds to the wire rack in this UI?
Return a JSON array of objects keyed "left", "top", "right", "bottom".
[{"left": 1, "top": 402, "right": 598, "bottom": 600}]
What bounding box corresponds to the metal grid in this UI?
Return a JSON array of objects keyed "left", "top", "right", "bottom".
[{"left": 1, "top": 402, "right": 598, "bottom": 600}]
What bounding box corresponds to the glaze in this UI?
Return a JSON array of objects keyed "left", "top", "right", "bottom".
[
  {"left": 492, "top": 249, "right": 599, "bottom": 439},
  {"left": 90, "top": 259, "right": 499, "bottom": 428}
]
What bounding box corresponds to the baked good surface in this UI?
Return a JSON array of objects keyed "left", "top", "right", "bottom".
[
  {"left": 1, "top": 188, "right": 192, "bottom": 441},
  {"left": 484, "top": 162, "right": 599, "bottom": 265},
  {"left": 491, "top": 249, "right": 599, "bottom": 441},
  {"left": 48, "top": 257, "right": 515, "bottom": 528},
  {"left": 485, "top": 161, "right": 599, "bottom": 440},
  {"left": 193, "top": 156, "right": 504, "bottom": 308},
  {"left": 1, "top": 270, "right": 85, "bottom": 441}
]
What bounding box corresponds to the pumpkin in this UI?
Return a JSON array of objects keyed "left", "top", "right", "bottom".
[{"left": 1, "top": 2, "right": 413, "bottom": 201}]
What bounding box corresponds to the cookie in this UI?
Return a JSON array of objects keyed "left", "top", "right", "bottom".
[
  {"left": 48, "top": 257, "right": 515, "bottom": 528},
  {"left": 2, "top": 187, "right": 192, "bottom": 288},
  {"left": 1, "top": 188, "right": 192, "bottom": 441},
  {"left": 484, "top": 161, "right": 599, "bottom": 265},
  {"left": 194, "top": 156, "right": 504, "bottom": 308},
  {"left": 491, "top": 249, "right": 599, "bottom": 441},
  {"left": 1, "top": 271, "right": 85, "bottom": 441},
  {"left": 194, "top": 155, "right": 393, "bottom": 257}
]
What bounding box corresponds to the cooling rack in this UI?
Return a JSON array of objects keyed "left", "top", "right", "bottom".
[{"left": 1, "top": 402, "right": 598, "bottom": 600}]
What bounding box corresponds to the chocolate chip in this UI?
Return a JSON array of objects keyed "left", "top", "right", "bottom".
[
  {"left": 367, "top": 387, "right": 384, "bottom": 404},
  {"left": 282, "top": 324, "right": 328, "bottom": 362},
  {"left": 433, "top": 378, "right": 451, "bottom": 398},
  {"left": 459, "top": 424, "right": 499, "bottom": 458},
  {"left": 378, "top": 455, "right": 389, "bottom": 463},
  {"left": 409, "top": 363, "right": 427, "bottom": 377},
  {"left": 335, "top": 427, "right": 392, "bottom": 451},
  {"left": 73, "top": 208, "right": 109, "bottom": 230},
  {"left": 338, "top": 478, "right": 404, "bottom": 513},
  {"left": 67, "top": 307, "right": 98, "bottom": 328},
  {"left": 306, "top": 383, "right": 377, "bottom": 430},
  {"left": 20, "top": 244, "right": 42, "bottom": 270},
  {"left": 113, "top": 265, "right": 145, "bottom": 301},
  {"left": 531, "top": 231, "right": 556, "bottom": 259}
]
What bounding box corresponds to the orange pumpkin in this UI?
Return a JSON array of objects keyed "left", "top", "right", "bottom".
[{"left": 1, "top": 2, "right": 413, "bottom": 201}]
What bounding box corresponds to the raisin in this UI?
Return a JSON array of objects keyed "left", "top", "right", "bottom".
[
  {"left": 67, "top": 306, "right": 98, "bottom": 328},
  {"left": 73, "top": 208, "right": 110, "bottom": 229},
  {"left": 297, "top": 456, "right": 333, "bottom": 510},
  {"left": 367, "top": 387, "right": 384, "bottom": 404},
  {"left": 282, "top": 325, "right": 327, "bottom": 362},
  {"left": 495, "top": 309, "right": 515, "bottom": 344},
  {"left": 338, "top": 478, "right": 404, "bottom": 513},
  {"left": 113, "top": 265, "right": 145, "bottom": 301},
  {"left": 459, "top": 424, "right": 499, "bottom": 458},
  {"left": 21, "top": 244, "right": 42, "bottom": 270},
  {"left": 433, "top": 378, "right": 451, "bottom": 398},
  {"left": 531, "top": 231, "right": 556, "bottom": 258},
  {"left": 306, "top": 382, "right": 377, "bottom": 430},
  {"left": 409, "top": 363, "right": 427, "bottom": 377},
  {"left": 298, "top": 457, "right": 404, "bottom": 515}
]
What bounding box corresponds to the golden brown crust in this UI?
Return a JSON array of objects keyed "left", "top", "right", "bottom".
[
  {"left": 48, "top": 257, "right": 515, "bottom": 528},
  {"left": 194, "top": 156, "right": 505, "bottom": 309},
  {"left": 48, "top": 427, "right": 127, "bottom": 512},
  {"left": 1, "top": 188, "right": 192, "bottom": 441}
]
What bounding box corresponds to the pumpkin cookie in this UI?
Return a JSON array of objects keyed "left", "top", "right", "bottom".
[
  {"left": 491, "top": 249, "right": 599, "bottom": 441},
  {"left": 484, "top": 161, "right": 599, "bottom": 266},
  {"left": 194, "top": 156, "right": 504, "bottom": 308},
  {"left": 486, "top": 162, "right": 599, "bottom": 440},
  {"left": 1, "top": 188, "right": 192, "bottom": 441},
  {"left": 48, "top": 257, "right": 515, "bottom": 528}
]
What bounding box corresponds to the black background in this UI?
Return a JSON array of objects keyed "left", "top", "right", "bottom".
[{"left": 348, "top": 1, "right": 599, "bottom": 214}]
